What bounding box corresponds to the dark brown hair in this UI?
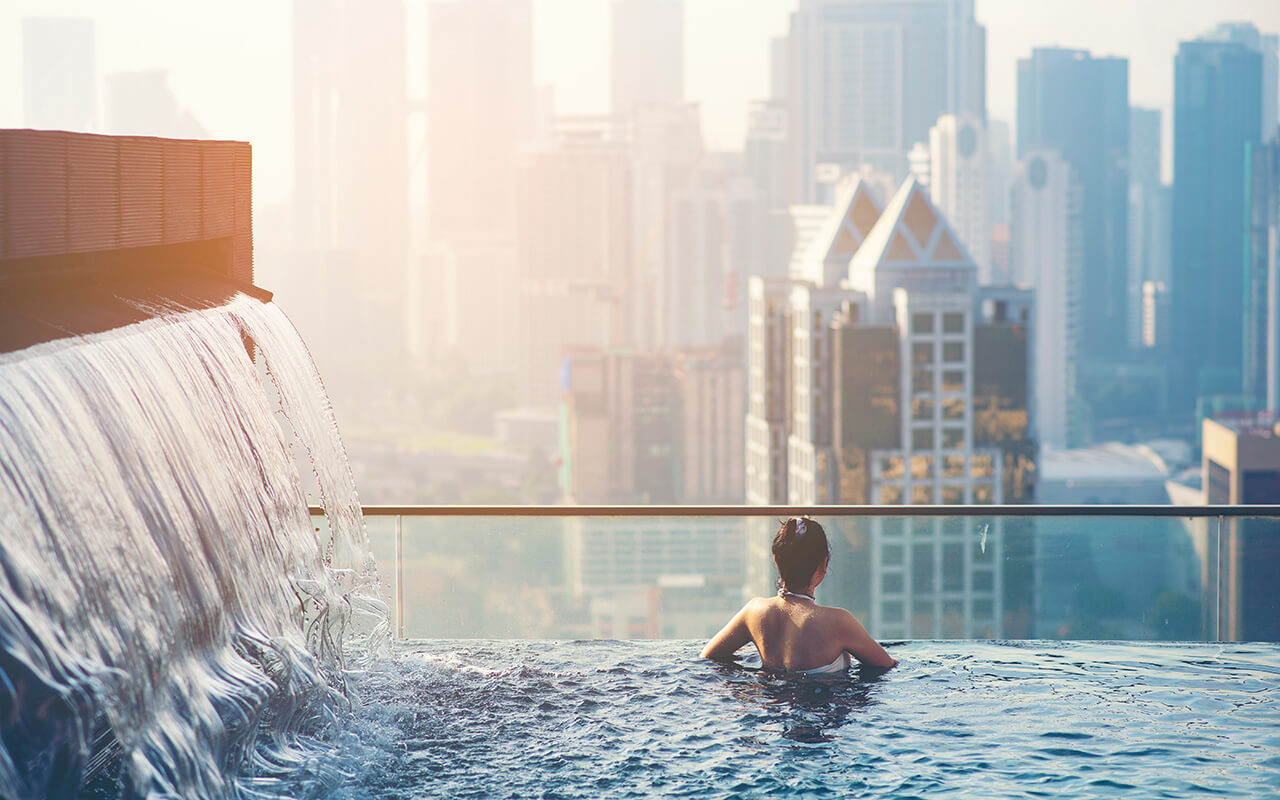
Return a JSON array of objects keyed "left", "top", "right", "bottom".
[{"left": 772, "top": 517, "right": 830, "bottom": 593}]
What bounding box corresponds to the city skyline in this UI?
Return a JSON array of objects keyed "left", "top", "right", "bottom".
[{"left": 2, "top": 1, "right": 1279, "bottom": 211}]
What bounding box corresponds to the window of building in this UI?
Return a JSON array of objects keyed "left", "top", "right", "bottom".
[
  {"left": 913, "top": 341, "right": 935, "bottom": 365},
  {"left": 913, "top": 544, "right": 935, "bottom": 592},
  {"left": 942, "top": 341, "right": 965, "bottom": 363},
  {"left": 942, "top": 369, "right": 965, "bottom": 393},
  {"left": 943, "top": 397, "right": 965, "bottom": 420},
  {"left": 912, "top": 485, "right": 934, "bottom": 505},
  {"left": 972, "top": 599, "right": 994, "bottom": 621},
  {"left": 882, "top": 518, "right": 905, "bottom": 537},
  {"left": 913, "top": 367, "right": 934, "bottom": 394},
  {"left": 942, "top": 543, "right": 964, "bottom": 591},
  {"left": 943, "top": 312, "right": 965, "bottom": 333},
  {"left": 913, "top": 396, "right": 934, "bottom": 420},
  {"left": 942, "top": 600, "right": 965, "bottom": 637},
  {"left": 880, "top": 485, "right": 904, "bottom": 505},
  {"left": 971, "top": 453, "right": 994, "bottom": 478},
  {"left": 941, "top": 517, "right": 964, "bottom": 538},
  {"left": 912, "top": 427, "right": 934, "bottom": 451},
  {"left": 879, "top": 455, "right": 904, "bottom": 478},
  {"left": 943, "top": 455, "right": 965, "bottom": 477},
  {"left": 882, "top": 572, "right": 904, "bottom": 594},
  {"left": 973, "top": 570, "right": 994, "bottom": 592},
  {"left": 912, "top": 601, "right": 935, "bottom": 637},
  {"left": 882, "top": 600, "right": 904, "bottom": 623},
  {"left": 942, "top": 427, "right": 964, "bottom": 449},
  {"left": 912, "top": 312, "right": 935, "bottom": 334},
  {"left": 912, "top": 518, "right": 933, "bottom": 537},
  {"left": 911, "top": 455, "right": 934, "bottom": 479},
  {"left": 941, "top": 485, "right": 964, "bottom": 504},
  {"left": 973, "top": 484, "right": 995, "bottom": 504},
  {"left": 882, "top": 543, "right": 904, "bottom": 565}
]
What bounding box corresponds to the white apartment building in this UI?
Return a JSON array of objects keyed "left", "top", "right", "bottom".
[
  {"left": 930, "top": 113, "right": 991, "bottom": 282},
  {"left": 1011, "top": 149, "right": 1084, "bottom": 450}
]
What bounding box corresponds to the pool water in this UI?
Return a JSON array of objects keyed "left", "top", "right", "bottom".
[{"left": 327, "top": 640, "right": 1280, "bottom": 799}]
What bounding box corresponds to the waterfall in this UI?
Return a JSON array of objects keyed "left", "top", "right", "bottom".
[{"left": 0, "top": 295, "right": 387, "bottom": 799}]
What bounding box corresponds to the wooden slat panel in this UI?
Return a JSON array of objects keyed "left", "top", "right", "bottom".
[
  {"left": 162, "top": 141, "right": 201, "bottom": 244},
  {"left": 201, "top": 140, "right": 235, "bottom": 238},
  {"left": 117, "top": 136, "right": 165, "bottom": 249},
  {"left": 4, "top": 130, "right": 69, "bottom": 259},
  {"left": 67, "top": 135, "right": 120, "bottom": 252}
]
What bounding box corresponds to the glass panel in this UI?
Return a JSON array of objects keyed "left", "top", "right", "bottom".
[
  {"left": 942, "top": 311, "right": 965, "bottom": 333},
  {"left": 365, "top": 514, "right": 1234, "bottom": 644},
  {"left": 942, "top": 341, "right": 964, "bottom": 363},
  {"left": 879, "top": 455, "right": 904, "bottom": 479},
  {"left": 942, "top": 427, "right": 964, "bottom": 449},
  {"left": 971, "top": 453, "right": 994, "bottom": 478},
  {"left": 910, "top": 455, "right": 934, "bottom": 479},
  {"left": 942, "top": 455, "right": 965, "bottom": 477},
  {"left": 912, "top": 341, "right": 934, "bottom": 365},
  {"left": 941, "top": 485, "right": 964, "bottom": 504},
  {"left": 912, "top": 427, "right": 934, "bottom": 450},
  {"left": 973, "top": 484, "right": 995, "bottom": 504},
  {"left": 942, "top": 369, "right": 965, "bottom": 393},
  {"left": 913, "top": 367, "right": 933, "bottom": 394},
  {"left": 911, "top": 485, "right": 934, "bottom": 505},
  {"left": 879, "top": 485, "right": 904, "bottom": 505},
  {"left": 943, "top": 397, "right": 965, "bottom": 420},
  {"left": 911, "top": 312, "right": 935, "bottom": 334},
  {"left": 913, "top": 396, "right": 934, "bottom": 420}
]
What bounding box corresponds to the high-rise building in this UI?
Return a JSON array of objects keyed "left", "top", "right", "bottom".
[
  {"left": 930, "top": 113, "right": 990, "bottom": 281},
  {"left": 1172, "top": 37, "right": 1263, "bottom": 415},
  {"left": 22, "top": 18, "right": 96, "bottom": 132},
  {"left": 427, "top": 0, "right": 533, "bottom": 240},
  {"left": 675, "top": 341, "right": 746, "bottom": 504},
  {"left": 1017, "top": 47, "right": 1129, "bottom": 364},
  {"left": 1011, "top": 150, "right": 1084, "bottom": 450},
  {"left": 746, "top": 277, "right": 798, "bottom": 505},
  {"left": 517, "top": 118, "right": 633, "bottom": 404},
  {"left": 1201, "top": 22, "right": 1279, "bottom": 142},
  {"left": 786, "top": 0, "right": 986, "bottom": 202},
  {"left": 611, "top": 0, "right": 684, "bottom": 114},
  {"left": 1201, "top": 414, "right": 1280, "bottom": 641},
  {"left": 826, "top": 177, "right": 1032, "bottom": 636},
  {"left": 105, "top": 70, "right": 206, "bottom": 139},
  {"left": 784, "top": 179, "right": 884, "bottom": 504},
  {"left": 987, "top": 119, "right": 1013, "bottom": 227},
  {"left": 1128, "top": 107, "right": 1172, "bottom": 351},
  {"left": 745, "top": 100, "right": 791, "bottom": 272},
  {"left": 293, "top": 0, "right": 409, "bottom": 359},
  {"left": 1244, "top": 140, "right": 1280, "bottom": 411},
  {"left": 631, "top": 104, "right": 704, "bottom": 351}
]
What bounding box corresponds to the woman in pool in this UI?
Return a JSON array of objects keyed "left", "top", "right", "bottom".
[{"left": 701, "top": 517, "right": 897, "bottom": 673}]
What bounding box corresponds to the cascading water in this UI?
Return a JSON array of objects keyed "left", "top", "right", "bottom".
[{"left": 0, "top": 294, "right": 387, "bottom": 799}]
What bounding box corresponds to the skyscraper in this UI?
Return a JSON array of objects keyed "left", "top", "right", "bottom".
[
  {"left": 1011, "top": 150, "right": 1084, "bottom": 450},
  {"left": 1172, "top": 37, "right": 1263, "bottom": 414},
  {"left": 611, "top": 0, "right": 684, "bottom": 114},
  {"left": 1017, "top": 48, "right": 1129, "bottom": 364},
  {"left": 786, "top": 0, "right": 986, "bottom": 202},
  {"left": 1243, "top": 140, "right": 1280, "bottom": 411},
  {"left": 22, "top": 18, "right": 96, "bottom": 132},
  {"left": 517, "top": 119, "right": 633, "bottom": 403},
  {"left": 929, "top": 113, "right": 990, "bottom": 281},
  {"left": 1128, "top": 108, "right": 1172, "bottom": 350},
  {"left": 427, "top": 0, "right": 533, "bottom": 240},
  {"left": 1201, "top": 22, "right": 1279, "bottom": 142},
  {"left": 293, "top": 0, "right": 409, "bottom": 358}
]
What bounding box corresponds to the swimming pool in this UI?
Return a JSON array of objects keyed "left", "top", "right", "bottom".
[{"left": 329, "top": 639, "right": 1280, "bottom": 799}]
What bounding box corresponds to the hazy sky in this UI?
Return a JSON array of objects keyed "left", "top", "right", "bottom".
[{"left": 2, "top": 0, "right": 1278, "bottom": 208}]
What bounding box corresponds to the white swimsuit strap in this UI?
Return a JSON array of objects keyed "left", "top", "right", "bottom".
[{"left": 778, "top": 589, "right": 815, "bottom": 602}]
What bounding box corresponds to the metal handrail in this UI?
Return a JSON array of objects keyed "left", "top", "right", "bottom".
[{"left": 307, "top": 504, "right": 1280, "bottom": 518}]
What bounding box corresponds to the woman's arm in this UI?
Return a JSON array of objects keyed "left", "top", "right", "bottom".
[
  {"left": 700, "top": 602, "right": 756, "bottom": 661},
  {"left": 839, "top": 610, "right": 897, "bottom": 668}
]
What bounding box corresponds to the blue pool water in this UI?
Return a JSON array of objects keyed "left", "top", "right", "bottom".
[{"left": 328, "top": 640, "right": 1280, "bottom": 799}]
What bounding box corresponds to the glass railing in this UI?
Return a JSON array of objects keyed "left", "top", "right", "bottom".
[{"left": 312, "top": 506, "right": 1280, "bottom": 643}]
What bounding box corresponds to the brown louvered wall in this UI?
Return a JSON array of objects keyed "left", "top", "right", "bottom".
[{"left": 0, "top": 130, "right": 252, "bottom": 286}]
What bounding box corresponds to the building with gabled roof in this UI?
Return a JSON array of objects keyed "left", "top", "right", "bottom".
[{"left": 818, "top": 176, "right": 1034, "bottom": 638}]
